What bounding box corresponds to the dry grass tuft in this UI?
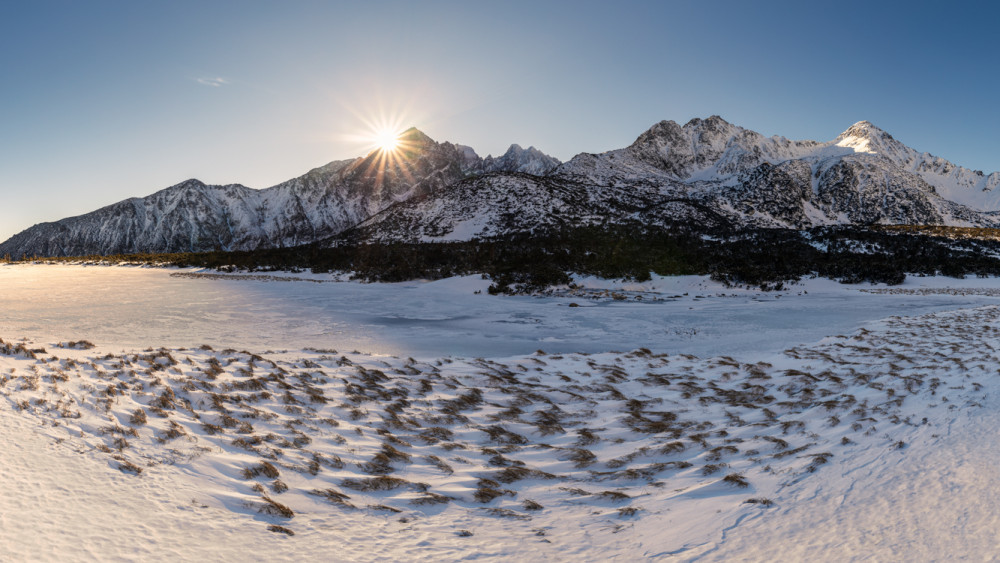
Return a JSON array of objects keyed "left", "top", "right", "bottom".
[
  {"left": 722, "top": 473, "right": 750, "bottom": 488},
  {"left": 257, "top": 496, "right": 295, "bottom": 518},
  {"left": 241, "top": 461, "right": 280, "bottom": 480},
  {"left": 341, "top": 476, "right": 419, "bottom": 492}
]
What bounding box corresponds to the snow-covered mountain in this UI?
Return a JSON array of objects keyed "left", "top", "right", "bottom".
[
  {"left": 3, "top": 117, "right": 999, "bottom": 257},
  {"left": 482, "top": 144, "right": 561, "bottom": 176},
  {"left": 353, "top": 117, "right": 1000, "bottom": 242},
  {"left": 0, "top": 129, "right": 560, "bottom": 257}
]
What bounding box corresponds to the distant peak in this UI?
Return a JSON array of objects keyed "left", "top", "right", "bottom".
[
  {"left": 835, "top": 120, "right": 899, "bottom": 154},
  {"left": 173, "top": 178, "right": 207, "bottom": 189},
  {"left": 684, "top": 115, "right": 732, "bottom": 129},
  {"left": 837, "top": 120, "right": 890, "bottom": 141},
  {"left": 398, "top": 127, "right": 435, "bottom": 145}
]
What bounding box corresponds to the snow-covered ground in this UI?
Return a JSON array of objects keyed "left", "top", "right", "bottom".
[{"left": 3, "top": 264, "right": 1000, "bottom": 560}]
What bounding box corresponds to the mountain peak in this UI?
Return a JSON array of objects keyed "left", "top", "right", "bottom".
[
  {"left": 169, "top": 178, "right": 208, "bottom": 190},
  {"left": 684, "top": 115, "right": 732, "bottom": 129},
  {"left": 837, "top": 120, "right": 888, "bottom": 140},
  {"left": 398, "top": 127, "right": 435, "bottom": 146},
  {"left": 482, "top": 143, "right": 560, "bottom": 175},
  {"left": 835, "top": 120, "right": 899, "bottom": 155}
]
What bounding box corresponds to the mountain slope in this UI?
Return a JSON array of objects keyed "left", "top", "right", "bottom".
[
  {"left": 353, "top": 117, "right": 1000, "bottom": 242},
  {"left": 0, "top": 130, "right": 560, "bottom": 258}
]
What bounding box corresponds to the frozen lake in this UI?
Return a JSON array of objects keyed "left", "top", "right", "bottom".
[{"left": 2, "top": 264, "right": 999, "bottom": 358}]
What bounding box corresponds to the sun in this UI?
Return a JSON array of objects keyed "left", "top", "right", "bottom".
[{"left": 373, "top": 128, "right": 401, "bottom": 154}]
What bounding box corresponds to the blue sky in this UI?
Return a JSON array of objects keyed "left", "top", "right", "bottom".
[{"left": 1, "top": 1, "right": 997, "bottom": 241}]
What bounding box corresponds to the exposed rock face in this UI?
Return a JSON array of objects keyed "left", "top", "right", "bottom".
[{"left": 482, "top": 144, "right": 562, "bottom": 176}]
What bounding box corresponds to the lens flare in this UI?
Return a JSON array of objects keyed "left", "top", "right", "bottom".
[
  {"left": 373, "top": 128, "right": 401, "bottom": 153},
  {"left": 335, "top": 91, "right": 427, "bottom": 190}
]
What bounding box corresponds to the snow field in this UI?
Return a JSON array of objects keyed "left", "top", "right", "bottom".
[{"left": 3, "top": 300, "right": 999, "bottom": 559}]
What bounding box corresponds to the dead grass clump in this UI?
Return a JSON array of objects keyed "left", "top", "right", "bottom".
[
  {"left": 359, "top": 453, "right": 394, "bottom": 475},
  {"left": 744, "top": 497, "right": 774, "bottom": 507},
  {"left": 705, "top": 445, "right": 739, "bottom": 461},
  {"left": 722, "top": 473, "right": 750, "bottom": 488},
  {"left": 379, "top": 443, "right": 411, "bottom": 463},
  {"left": 242, "top": 461, "right": 281, "bottom": 480},
  {"left": 316, "top": 453, "right": 345, "bottom": 470},
  {"left": 233, "top": 377, "right": 268, "bottom": 392},
  {"left": 417, "top": 426, "right": 454, "bottom": 444},
  {"left": 128, "top": 408, "right": 148, "bottom": 426},
  {"left": 267, "top": 524, "right": 295, "bottom": 536},
  {"left": 617, "top": 506, "right": 642, "bottom": 517},
  {"left": 481, "top": 507, "right": 531, "bottom": 520},
  {"left": 532, "top": 408, "right": 566, "bottom": 436},
  {"left": 439, "top": 389, "right": 483, "bottom": 413},
  {"left": 701, "top": 464, "right": 725, "bottom": 476},
  {"left": 494, "top": 466, "right": 557, "bottom": 484},
  {"left": 203, "top": 357, "right": 224, "bottom": 378},
  {"left": 481, "top": 425, "right": 529, "bottom": 445},
  {"left": 367, "top": 504, "right": 402, "bottom": 513},
  {"left": 659, "top": 441, "right": 686, "bottom": 455},
  {"left": 562, "top": 447, "right": 597, "bottom": 468},
  {"left": 780, "top": 420, "right": 806, "bottom": 434},
  {"left": 425, "top": 455, "right": 455, "bottom": 475},
  {"left": 116, "top": 458, "right": 143, "bottom": 475},
  {"left": 257, "top": 496, "right": 295, "bottom": 518},
  {"left": 309, "top": 488, "right": 356, "bottom": 508},
  {"left": 597, "top": 491, "right": 631, "bottom": 502},
  {"left": 411, "top": 493, "right": 454, "bottom": 506},
  {"left": 157, "top": 421, "right": 187, "bottom": 442},
  {"left": 762, "top": 436, "right": 789, "bottom": 450},
  {"left": 101, "top": 424, "right": 139, "bottom": 438},
  {"left": 58, "top": 340, "right": 96, "bottom": 350},
  {"left": 523, "top": 499, "right": 544, "bottom": 511},
  {"left": 771, "top": 444, "right": 812, "bottom": 459},
  {"left": 805, "top": 452, "right": 833, "bottom": 472},
  {"left": 341, "top": 476, "right": 416, "bottom": 492},
  {"left": 150, "top": 388, "right": 177, "bottom": 410},
  {"left": 474, "top": 478, "right": 515, "bottom": 503},
  {"left": 575, "top": 428, "right": 600, "bottom": 446},
  {"left": 232, "top": 436, "right": 264, "bottom": 451},
  {"left": 0, "top": 339, "right": 38, "bottom": 359}
]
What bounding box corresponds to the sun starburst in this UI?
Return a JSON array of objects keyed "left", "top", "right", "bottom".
[{"left": 373, "top": 128, "right": 401, "bottom": 154}]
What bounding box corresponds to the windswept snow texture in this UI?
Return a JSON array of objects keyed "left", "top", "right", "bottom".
[{"left": 4, "top": 265, "right": 1000, "bottom": 559}]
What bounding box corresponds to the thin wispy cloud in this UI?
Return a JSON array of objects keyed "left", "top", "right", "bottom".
[{"left": 195, "top": 77, "right": 229, "bottom": 87}]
